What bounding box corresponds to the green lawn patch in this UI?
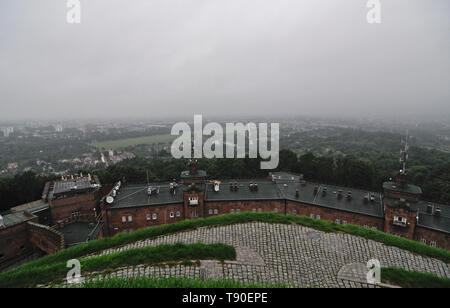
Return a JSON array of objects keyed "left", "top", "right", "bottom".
[
  {"left": 0, "top": 242, "right": 235, "bottom": 288},
  {"left": 1, "top": 213, "right": 449, "bottom": 288},
  {"left": 381, "top": 267, "right": 450, "bottom": 288},
  {"left": 90, "top": 134, "right": 176, "bottom": 150}
]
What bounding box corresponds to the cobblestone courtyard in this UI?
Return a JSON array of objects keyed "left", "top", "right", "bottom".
[{"left": 84, "top": 222, "right": 450, "bottom": 288}]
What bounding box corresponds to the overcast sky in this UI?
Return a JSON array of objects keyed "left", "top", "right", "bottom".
[{"left": 0, "top": 0, "right": 449, "bottom": 121}]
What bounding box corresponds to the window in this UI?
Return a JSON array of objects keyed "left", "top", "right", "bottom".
[
  {"left": 214, "top": 209, "right": 218, "bottom": 215},
  {"left": 129, "top": 228, "right": 133, "bottom": 233},
  {"left": 343, "top": 220, "right": 347, "bottom": 225},
  {"left": 430, "top": 241, "right": 437, "bottom": 248},
  {"left": 258, "top": 208, "right": 262, "bottom": 213},
  {"left": 152, "top": 213, "right": 157, "bottom": 220},
  {"left": 421, "top": 238, "right": 427, "bottom": 244},
  {"left": 372, "top": 226, "right": 377, "bottom": 231},
  {"left": 364, "top": 224, "right": 369, "bottom": 229},
  {"left": 293, "top": 210, "right": 297, "bottom": 215},
  {"left": 231, "top": 209, "right": 234, "bottom": 214},
  {"left": 128, "top": 215, "right": 132, "bottom": 222},
  {"left": 208, "top": 209, "right": 212, "bottom": 215},
  {"left": 146, "top": 213, "right": 151, "bottom": 221},
  {"left": 274, "top": 208, "right": 278, "bottom": 213},
  {"left": 335, "top": 219, "right": 340, "bottom": 225},
  {"left": 236, "top": 209, "right": 240, "bottom": 213},
  {"left": 122, "top": 216, "right": 126, "bottom": 223},
  {"left": 252, "top": 208, "right": 256, "bottom": 213},
  {"left": 170, "top": 212, "right": 174, "bottom": 218},
  {"left": 316, "top": 215, "right": 320, "bottom": 220},
  {"left": 176, "top": 211, "right": 181, "bottom": 217},
  {"left": 310, "top": 213, "right": 315, "bottom": 219}
]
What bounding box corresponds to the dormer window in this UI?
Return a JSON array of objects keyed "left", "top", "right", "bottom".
[
  {"left": 188, "top": 196, "right": 199, "bottom": 206},
  {"left": 393, "top": 216, "right": 407, "bottom": 227}
]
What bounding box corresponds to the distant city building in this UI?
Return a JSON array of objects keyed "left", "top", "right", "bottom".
[{"left": 1, "top": 127, "right": 14, "bottom": 137}]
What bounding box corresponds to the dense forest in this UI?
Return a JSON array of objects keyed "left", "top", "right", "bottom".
[{"left": 1, "top": 145, "right": 449, "bottom": 213}]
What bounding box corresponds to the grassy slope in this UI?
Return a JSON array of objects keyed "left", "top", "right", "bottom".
[
  {"left": 381, "top": 267, "right": 450, "bottom": 288},
  {"left": 79, "top": 276, "right": 287, "bottom": 288},
  {"left": 1, "top": 213, "right": 449, "bottom": 287},
  {"left": 0, "top": 243, "right": 235, "bottom": 288}
]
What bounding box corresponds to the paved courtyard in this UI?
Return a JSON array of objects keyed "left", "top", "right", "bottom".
[{"left": 83, "top": 222, "right": 450, "bottom": 288}]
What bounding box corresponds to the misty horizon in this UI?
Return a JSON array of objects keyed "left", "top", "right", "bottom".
[{"left": 1, "top": 0, "right": 449, "bottom": 121}]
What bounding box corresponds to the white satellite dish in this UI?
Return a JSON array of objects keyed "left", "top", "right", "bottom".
[
  {"left": 106, "top": 196, "right": 114, "bottom": 204},
  {"left": 112, "top": 189, "right": 117, "bottom": 197}
]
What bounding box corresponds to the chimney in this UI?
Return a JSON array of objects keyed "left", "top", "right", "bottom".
[
  {"left": 295, "top": 189, "right": 299, "bottom": 198},
  {"left": 337, "top": 190, "right": 343, "bottom": 199},
  {"left": 314, "top": 185, "right": 319, "bottom": 195},
  {"left": 435, "top": 207, "right": 441, "bottom": 217},
  {"left": 347, "top": 191, "right": 352, "bottom": 200}
]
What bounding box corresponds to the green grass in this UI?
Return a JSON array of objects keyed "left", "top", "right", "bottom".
[
  {"left": 381, "top": 267, "right": 450, "bottom": 288},
  {"left": 90, "top": 134, "right": 176, "bottom": 150},
  {"left": 78, "top": 276, "right": 287, "bottom": 288},
  {"left": 1, "top": 213, "right": 449, "bottom": 288},
  {"left": 0, "top": 243, "right": 235, "bottom": 288}
]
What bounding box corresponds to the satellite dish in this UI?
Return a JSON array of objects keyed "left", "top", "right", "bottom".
[
  {"left": 106, "top": 196, "right": 114, "bottom": 204},
  {"left": 112, "top": 189, "right": 117, "bottom": 197}
]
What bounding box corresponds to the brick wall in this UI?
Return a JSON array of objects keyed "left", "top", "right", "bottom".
[
  {"left": 106, "top": 203, "right": 184, "bottom": 236},
  {"left": 27, "top": 221, "right": 65, "bottom": 254},
  {"left": 414, "top": 226, "right": 450, "bottom": 250},
  {"left": 384, "top": 205, "right": 418, "bottom": 239},
  {"left": 49, "top": 190, "right": 100, "bottom": 223},
  {"left": 286, "top": 200, "right": 384, "bottom": 230},
  {"left": 205, "top": 200, "right": 285, "bottom": 216},
  {"left": 0, "top": 220, "right": 36, "bottom": 266}
]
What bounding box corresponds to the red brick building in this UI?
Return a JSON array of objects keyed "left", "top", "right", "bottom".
[{"left": 101, "top": 162, "right": 449, "bottom": 250}]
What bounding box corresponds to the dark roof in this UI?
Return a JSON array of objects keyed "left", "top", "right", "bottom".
[
  {"left": 271, "top": 172, "right": 303, "bottom": 182},
  {"left": 413, "top": 200, "right": 450, "bottom": 233},
  {"left": 1, "top": 212, "right": 34, "bottom": 228},
  {"left": 108, "top": 183, "right": 184, "bottom": 209},
  {"left": 383, "top": 181, "right": 423, "bottom": 195},
  {"left": 53, "top": 177, "right": 93, "bottom": 195},
  {"left": 383, "top": 197, "right": 450, "bottom": 234},
  {"left": 312, "top": 184, "right": 383, "bottom": 218},
  {"left": 11, "top": 200, "right": 49, "bottom": 214},
  {"left": 417, "top": 214, "right": 450, "bottom": 234},
  {"left": 205, "top": 179, "right": 282, "bottom": 202},
  {"left": 180, "top": 170, "right": 207, "bottom": 178}
]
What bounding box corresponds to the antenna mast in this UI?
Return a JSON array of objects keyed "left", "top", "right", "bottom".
[{"left": 400, "top": 131, "right": 409, "bottom": 175}]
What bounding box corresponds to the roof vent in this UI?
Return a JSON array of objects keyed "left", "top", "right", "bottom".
[
  {"left": 435, "top": 207, "right": 441, "bottom": 217},
  {"left": 426, "top": 204, "right": 433, "bottom": 214},
  {"left": 337, "top": 190, "right": 343, "bottom": 199},
  {"left": 364, "top": 194, "right": 369, "bottom": 203},
  {"left": 314, "top": 185, "right": 319, "bottom": 195},
  {"left": 322, "top": 187, "right": 327, "bottom": 196},
  {"left": 347, "top": 191, "right": 352, "bottom": 200},
  {"left": 295, "top": 189, "right": 299, "bottom": 198},
  {"left": 370, "top": 193, "right": 375, "bottom": 202},
  {"left": 0, "top": 215, "right": 4, "bottom": 228},
  {"left": 214, "top": 181, "right": 220, "bottom": 192}
]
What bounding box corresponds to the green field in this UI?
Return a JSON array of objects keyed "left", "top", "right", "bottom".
[{"left": 90, "top": 134, "right": 176, "bottom": 150}]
